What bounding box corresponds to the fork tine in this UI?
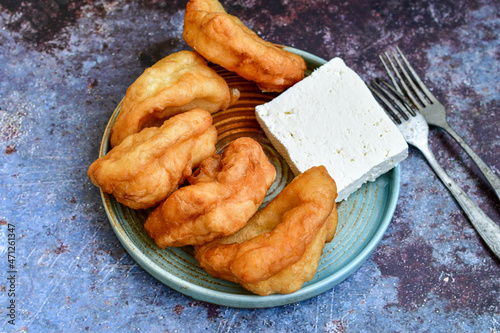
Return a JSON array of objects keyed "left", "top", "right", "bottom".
[
  {"left": 393, "top": 48, "right": 430, "bottom": 107},
  {"left": 395, "top": 46, "right": 438, "bottom": 103},
  {"left": 371, "top": 79, "right": 415, "bottom": 121},
  {"left": 379, "top": 53, "right": 401, "bottom": 94},
  {"left": 369, "top": 79, "right": 415, "bottom": 124},
  {"left": 377, "top": 79, "right": 417, "bottom": 117},
  {"left": 368, "top": 83, "right": 402, "bottom": 124},
  {"left": 381, "top": 51, "right": 421, "bottom": 108}
]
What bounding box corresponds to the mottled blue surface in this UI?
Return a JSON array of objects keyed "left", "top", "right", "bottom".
[{"left": 0, "top": 0, "right": 499, "bottom": 332}]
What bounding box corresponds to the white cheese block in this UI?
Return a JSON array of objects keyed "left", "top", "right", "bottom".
[{"left": 255, "top": 57, "right": 408, "bottom": 202}]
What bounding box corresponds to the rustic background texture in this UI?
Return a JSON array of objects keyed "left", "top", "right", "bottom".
[{"left": 0, "top": 0, "right": 499, "bottom": 331}]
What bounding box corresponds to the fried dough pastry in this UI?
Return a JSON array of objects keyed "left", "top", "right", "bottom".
[
  {"left": 88, "top": 108, "right": 217, "bottom": 210},
  {"left": 110, "top": 50, "right": 239, "bottom": 147},
  {"left": 194, "top": 166, "right": 338, "bottom": 296},
  {"left": 183, "top": 0, "right": 306, "bottom": 92},
  {"left": 144, "top": 137, "right": 276, "bottom": 248}
]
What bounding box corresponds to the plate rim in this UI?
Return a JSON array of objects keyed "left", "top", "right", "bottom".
[{"left": 98, "top": 47, "right": 402, "bottom": 308}]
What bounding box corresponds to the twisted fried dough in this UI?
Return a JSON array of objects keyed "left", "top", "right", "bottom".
[
  {"left": 144, "top": 137, "right": 276, "bottom": 248},
  {"left": 183, "top": 0, "right": 306, "bottom": 92},
  {"left": 194, "top": 166, "right": 338, "bottom": 295},
  {"left": 87, "top": 108, "right": 217, "bottom": 210},
  {"left": 110, "top": 51, "right": 239, "bottom": 147}
]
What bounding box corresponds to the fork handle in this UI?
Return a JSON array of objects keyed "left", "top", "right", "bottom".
[
  {"left": 440, "top": 123, "right": 500, "bottom": 202},
  {"left": 419, "top": 144, "right": 500, "bottom": 259}
]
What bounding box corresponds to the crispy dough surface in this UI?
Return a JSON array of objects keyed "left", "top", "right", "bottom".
[
  {"left": 194, "top": 166, "right": 338, "bottom": 295},
  {"left": 144, "top": 137, "right": 276, "bottom": 248},
  {"left": 110, "top": 50, "right": 239, "bottom": 147},
  {"left": 87, "top": 108, "right": 217, "bottom": 210},
  {"left": 183, "top": 0, "right": 306, "bottom": 92}
]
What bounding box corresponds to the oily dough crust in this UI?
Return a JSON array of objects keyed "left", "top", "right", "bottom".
[
  {"left": 194, "top": 166, "right": 338, "bottom": 296},
  {"left": 87, "top": 108, "right": 217, "bottom": 210},
  {"left": 144, "top": 137, "right": 277, "bottom": 248},
  {"left": 109, "top": 50, "right": 239, "bottom": 147},
  {"left": 183, "top": 0, "right": 306, "bottom": 92}
]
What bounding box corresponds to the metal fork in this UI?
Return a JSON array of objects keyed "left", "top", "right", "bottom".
[
  {"left": 380, "top": 47, "right": 500, "bottom": 202},
  {"left": 369, "top": 79, "right": 500, "bottom": 259}
]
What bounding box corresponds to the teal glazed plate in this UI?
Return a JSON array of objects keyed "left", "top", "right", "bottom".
[{"left": 98, "top": 47, "right": 402, "bottom": 308}]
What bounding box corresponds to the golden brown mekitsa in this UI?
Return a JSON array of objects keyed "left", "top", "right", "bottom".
[
  {"left": 110, "top": 50, "right": 239, "bottom": 147},
  {"left": 194, "top": 166, "right": 338, "bottom": 296},
  {"left": 183, "top": 0, "right": 306, "bottom": 92},
  {"left": 144, "top": 137, "right": 276, "bottom": 248},
  {"left": 88, "top": 108, "right": 217, "bottom": 210}
]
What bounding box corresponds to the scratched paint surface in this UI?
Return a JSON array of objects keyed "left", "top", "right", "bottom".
[{"left": 0, "top": 0, "right": 499, "bottom": 332}]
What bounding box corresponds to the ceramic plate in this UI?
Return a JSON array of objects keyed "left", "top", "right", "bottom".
[{"left": 98, "top": 47, "right": 401, "bottom": 308}]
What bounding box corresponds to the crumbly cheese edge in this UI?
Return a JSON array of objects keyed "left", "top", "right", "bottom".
[{"left": 255, "top": 57, "right": 408, "bottom": 202}]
